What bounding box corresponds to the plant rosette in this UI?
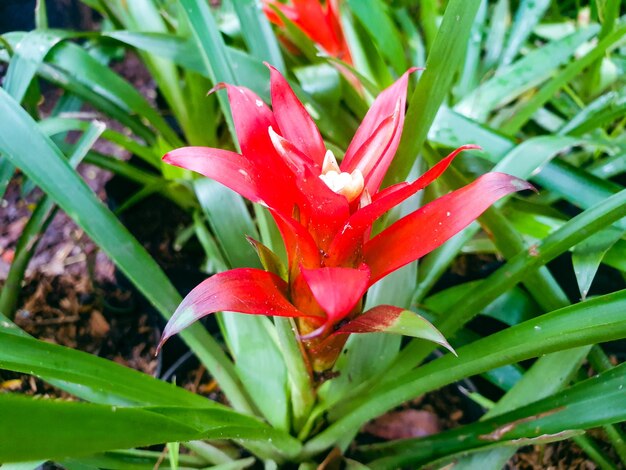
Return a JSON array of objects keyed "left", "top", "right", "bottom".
[{"left": 158, "top": 64, "right": 530, "bottom": 373}]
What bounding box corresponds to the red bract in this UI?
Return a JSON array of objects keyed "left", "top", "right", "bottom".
[
  {"left": 159, "top": 65, "right": 532, "bottom": 371},
  {"left": 263, "top": 0, "right": 352, "bottom": 65}
]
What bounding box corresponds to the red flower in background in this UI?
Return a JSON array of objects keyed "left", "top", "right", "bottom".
[
  {"left": 158, "top": 65, "right": 531, "bottom": 371},
  {"left": 263, "top": 0, "right": 352, "bottom": 65}
]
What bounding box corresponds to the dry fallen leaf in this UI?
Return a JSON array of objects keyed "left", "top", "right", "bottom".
[{"left": 364, "top": 409, "right": 441, "bottom": 440}]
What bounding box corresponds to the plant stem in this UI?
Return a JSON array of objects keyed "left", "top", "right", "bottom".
[{"left": 274, "top": 317, "right": 316, "bottom": 433}]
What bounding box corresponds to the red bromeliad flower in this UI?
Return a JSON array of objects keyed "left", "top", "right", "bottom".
[
  {"left": 158, "top": 65, "right": 531, "bottom": 372},
  {"left": 263, "top": 0, "right": 352, "bottom": 65}
]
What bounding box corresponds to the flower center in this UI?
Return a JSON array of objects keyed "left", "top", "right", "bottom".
[{"left": 319, "top": 150, "right": 364, "bottom": 202}]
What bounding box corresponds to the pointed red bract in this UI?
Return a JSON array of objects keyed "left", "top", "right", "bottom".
[
  {"left": 271, "top": 208, "right": 321, "bottom": 270},
  {"left": 219, "top": 83, "right": 277, "bottom": 158},
  {"left": 300, "top": 264, "right": 370, "bottom": 324},
  {"left": 341, "top": 69, "right": 414, "bottom": 193},
  {"left": 328, "top": 145, "right": 480, "bottom": 264},
  {"left": 157, "top": 268, "right": 314, "bottom": 352},
  {"left": 268, "top": 64, "right": 326, "bottom": 165},
  {"left": 364, "top": 173, "right": 533, "bottom": 284},
  {"left": 164, "top": 148, "right": 267, "bottom": 206},
  {"left": 263, "top": 0, "right": 351, "bottom": 63}
]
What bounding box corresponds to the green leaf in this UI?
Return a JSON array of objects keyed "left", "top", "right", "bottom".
[
  {"left": 572, "top": 227, "right": 625, "bottom": 300},
  {"left": 449, "top": 346, "right": 591, "bottom": 470},
  {"left": 429, "top": 106, "right": 514, "bottom": 159},
  {"left": 148, "top": 407, "right": 302, "bottom": 458},
  {"left": 456, "top": 26, "right": 600, "bottom": 121},
  {"left": 492, "top": 135, "right": 606, "bottom": 177},
  {"left": 348, "top": 0, "right": 407, "bottom": 75},
  {"left": 0, "top": 29, "right": 69, "bottom": 200},
  {"left": 179, "top": 0, "right": 237, "bottom": 142},
  {"left": 424, "top": 282, "right": 538, "bottom": 327},
  {"left": 45, "top": 41, "right": 181, "bottom": 147},
  {"left": 39, "top": 116, "right": 162, "bottom": 168},
  {"left": 454, "top": 0, "right": 487, "bottom": 99},
  {"left": 0, "top": 87, "right": 252, "bottom": 414},
  {"left": 60, "top": 449, "right": 207, "bottom": 470},
  {"left": 0, "top": 331, "right": 213, "bottom": 407},
  {"left": 195, "top": 179, "right": 260, "bottom": 270},
  {"left": 501, "top": 24, "right": 626, "bottom": 134},
  {"left": 498, "top": 0, "right": 550, "bottom": 70},
  {"left": 482, "top": 0, "right": 509, "bottom": 71},
  {"left": 533, "top": 159, "right": 626, "bottom": 231},
  {"left": 387, "top": 0, "right": 483, "bottom": 184},
  {"left": 0, "top": 395, "right": 296, "bottom": 463},
  {"left": 294, "top": 64, "right": 341, "bottom": 111},
  {"left": 342, "top": 4, "right": 393, "bottom": 88},
  {"left": 3, "top": 30, "right": 70, "bottom": 103},
  {"left": 361, "top": 363, "right": 626, "bottom": 468},
  {"left": 2, "top": 33, "right": 160, "bottom": 146},
  {"left": 304, "top": 288, "right": 626, "bottom": 456},
  {"left": 231, "top": 0, "right": 285, "bottom": 72},
  {"left": 0, "top": 394, "right": 199, "bottom": 462},
  {"left": 104, "top": 31, "right": 272, "bottom": 102},
  {"left": 247, "top": 237, "right": 287, "bottom": 280},
  {"left": 560, "top": 87, "right": 626, "bottom": 137}
]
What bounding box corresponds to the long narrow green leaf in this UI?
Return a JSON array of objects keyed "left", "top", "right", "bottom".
[
  {"left": 0, "top": 394, "right": 199, "bottom": 462},
  {"left": 148, "top": 407, "right": 301, "bottom": 458},
  {"left": 3, "top": 30, "right": 69, "bottom": 103},
  {"left": 303, "top": 288, "right": 626, "bottom": 456},
  {"left": 456, "top": 26, "right": 599, "bottom": 121},
  {"left": 46, "top": 41, "right": 182, "bottom": 147},
  {"left": 231, "top": 0, "right": 285, "bottom": 72},
  {"left": 533, "top": 159, "right": 626, "bottom": 230},
  {"left": 1, "top": 33, "right": 160, "bottom": 146},
  {"left": 0, "top": 29, "right": 69, "bottom": 200},
  {"left": 501, "top": 24, "right": 626, "bottom": 134},
  {"left": 454, "top": 0, "right": 487, "bottom": 99},
  {"left": 38, "top": 117, "right": 161, "bottom": 167},
  {"left": 0, "top": 87, "right": 253, "bottom": 414},
  {"left": 348, "top": 0, "right": 407, "bottom": 75},
  {"left": 0, "top": 395, "right": 297, "bottom": 463},
  {"left": 179, "top": 0, "right": 237, "bottom": 142},
  {"left": 362, "top": 363, "right": 626, "bottom": 469},
  {"left": 397, "top": 186, "right": 626, "bottom": 374},
  {"left": 482, "top": 0, "right": 509, "bottom": 71},
  {"left": 60, "top": 449, "right": 207, "bottom": 470},
  {"left": 386, "top": 0, "right": 482, "bottom": 184},
  {"left": 498, "top": 0, "right": 550, "bottom": 70},
  {"left": 572, "top": 227, "right": 625, "bottom": 299},
  {"left": 0, "top": 331, "right": 212, "bottom": 407},
  {"left": 0, "top": 155, "right": 14, "bottom": 199},
  {"left": 450, "top": 345, "right": 591, "bottom": 470}
]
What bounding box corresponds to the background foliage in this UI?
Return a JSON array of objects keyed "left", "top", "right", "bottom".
[{"left": 0, "top": 0, "right": 625, "bottom": 467}]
